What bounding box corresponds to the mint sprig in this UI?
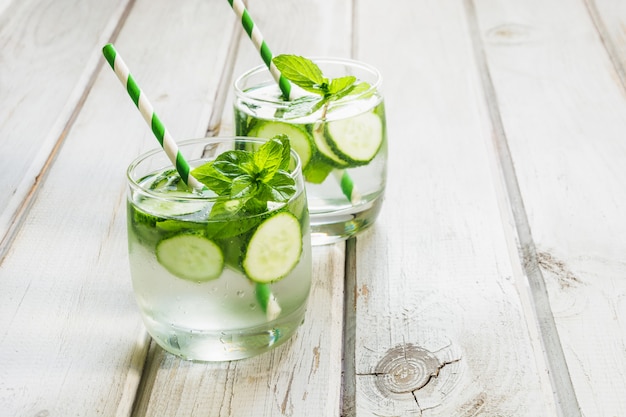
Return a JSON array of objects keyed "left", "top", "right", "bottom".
[
  {"left": 191, "top": 135, "right": 296, "bottom": 239},
  {"left": 273, "top": 54, "right": 370, "bottom": 116}
]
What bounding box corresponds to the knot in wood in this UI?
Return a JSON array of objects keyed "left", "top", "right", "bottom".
[
  {"left": 374, "top": 344, "right": 440, "bottom": 394},
  {"left": 484, "top": 23, "right": 535, "bottom": 45}
]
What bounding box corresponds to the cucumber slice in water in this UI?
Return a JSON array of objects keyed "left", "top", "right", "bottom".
[
  {"left": 248, "top": 121, "right": 313, "bottom": 168},
  {"left": 156, "top": 234, "right": 224, "bottom": 282},
  {"left": 138, "top": 170, "right": 207, "bottom": 216},
  {"left": 312, "top": 127, "right": 349, "bottom": 168},
  {"left": 137, "top": 192, "right": 207, "bottom": 217},
  {"left": 242, "top": 212, "right": 302, "bottom": 283},
  {"left": 325, "top": 111, "right": 383, "bottom": 165}
]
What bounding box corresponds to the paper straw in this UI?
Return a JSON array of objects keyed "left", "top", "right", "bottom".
[
  {"left": 101, "top": 43, "right": 281, "bottom": 321},
  {"left": 102, "top": 44, "right": 203, "bottom": 191},
  {"left": 226, "top": 1, "right": 361, "bottom": 204},
  {"left": 333, "top": 169, "right": 361, "bottom": 205},
  {"left": 227, "top": 0, "right": 292, "bottom": 100}
]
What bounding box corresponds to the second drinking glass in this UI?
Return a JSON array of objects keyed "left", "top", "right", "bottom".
[{"left": 234, "top": 58, "right": 387, "bottom": 245}]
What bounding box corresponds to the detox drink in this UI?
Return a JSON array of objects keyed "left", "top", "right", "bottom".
[
  {"left": 234, "top": 57, "right": 387, "bottom": 245},
  {"left": 126, "top": 137, "right": 311, "bottom": 361}
]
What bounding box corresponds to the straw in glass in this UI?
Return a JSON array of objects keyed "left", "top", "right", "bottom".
[
  {"left": 227, "top": 0, "right": 292, "bottom": 101},
  {"left": 226, "top": 0, "right": 362, "bottom": 204},
  {"left": 102, "top": 45, "right": 202, "bottom": 191},
  {"left": 333, "top": 169, "right": 361, "bottom": 204},
  {"left": 102, "top": 43, "right": 281, "bottom": 321}
]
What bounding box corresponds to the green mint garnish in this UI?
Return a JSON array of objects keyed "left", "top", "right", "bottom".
[
  {"left": 273, "top": 54, "right": 370, "bottom": 115},
  {"left": 190, "top": 135, "right": 296, "bottom": 239}
]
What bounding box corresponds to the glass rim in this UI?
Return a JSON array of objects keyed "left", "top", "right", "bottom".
[
  {"left": 233, "top": 56, "right": 382, "bottom": 105},
  {"left": 126, "top": 136, "right": 303, "bottom": 203}
]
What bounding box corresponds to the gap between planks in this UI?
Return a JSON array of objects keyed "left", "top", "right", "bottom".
[
  {"left": 583, "top": 0, "right": 626, "bottom": 91},
  {"left": 341, "top": 5, "right": 360, "bottom": 412},
  {"left": 341, "top": 238, "right": 357, "bottom": 417},
  {"left": 204, "top": 14, "right": 243, "bottom": 137},
  {"left": 463, "top": 0, "right": 582, "bottom": 416}
]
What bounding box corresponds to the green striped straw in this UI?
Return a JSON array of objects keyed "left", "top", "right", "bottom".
[
  {"left": 333, "top": 170, "right": 361, "bottom": 204},
  {"left": 102, "top": 44, "right": 203, "bottom": 191},
  {"left": 102, "top": 43, "right": 281, "bottom": 321},
  {"left": 227, "top": 0, "right": 292, "bottom": 100},
  {"left": 226, "top": 0, "right": 361, "bottom": 204}
]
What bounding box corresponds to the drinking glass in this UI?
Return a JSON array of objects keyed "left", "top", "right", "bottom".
[
  {"left": 126, "top": 137, "right": 311, "bottom": 361},
  {"left": 234, "top": 58, "right": 387, "bottom": 245}
]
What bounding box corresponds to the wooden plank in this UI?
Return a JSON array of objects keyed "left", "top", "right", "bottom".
[
  {"left": 133, "top": 245, "right": 345, "bottom": 417},
  {"left": 465, "top": 1, "right": 582, "bottom": 414},
  {"left": 473, "top": 0, "right": 626, "bottom": 416},
  {"left": 0, "top": 0, "right": 131, "bottom": 251},
  {"left": 0, "top": 0, "right": 14, "bottom": 17},
  {"left": 0, "top": 0, "right": 236, "bottom": 415},
  {"left": 134, "top": 1, "right": 351, "bottom": 416},
  {"left": 585, "top": 0, "right": 626, "bottom": 87},
  {"left": 350, "top": 0, "right": 560, "bottom": 415}
]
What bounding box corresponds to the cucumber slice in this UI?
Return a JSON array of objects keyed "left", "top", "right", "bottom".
[
  {"left": 136, "top": 191, "right": 207, "bottom": 217},
  {"left": 130, "top": 204, "right": 158, "bottom": 227},
  {"left": 248, "top": 121, "right": 313, "bottom": 168},
  {"left": 242, "top": 212, "right": 302, "bottom": 283},
  {"left": 156, "top": 234, "right": 224, "bottom": 282},
  {"left": 136, "top": 169, "right": 207, "bottom": 216},
  {"left": 148, "top": 168, "right": 185, "bottom": 191},
  {"left": 312, "top": 126, "right": 349, "bottom": 168},
  {"left": 325, "top": 111, "right": 383, "bottom": 165}
]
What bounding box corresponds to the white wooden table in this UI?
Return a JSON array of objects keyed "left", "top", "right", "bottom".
[{"left": 1, "top": 0, "right": 625, "bottom": 416}]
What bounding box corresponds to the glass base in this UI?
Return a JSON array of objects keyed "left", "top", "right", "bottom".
[
  {"left": 144, "top": 303, "right": 307, "bottom": 361},
  {"left": 309, "top": 195, "right": 383, "bottom": 245}
]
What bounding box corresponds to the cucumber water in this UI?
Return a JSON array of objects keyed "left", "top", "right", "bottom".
[
  {"left": 234, "top": 58, "right": 387, "bottom": 244},
  {"left": 127, "top": 138, "right": 311, "bottom": 361}
]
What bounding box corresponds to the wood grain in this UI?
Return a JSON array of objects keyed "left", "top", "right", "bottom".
[
  {"left": 2, "top": 0, "right": 626, "bottom": 416},
  {"left": 351, "top": 0, "right": 558, "bottom": 415},
  {"left": 474, "top": 0, "right": 626, "bottom": 415},
  {"left": 0, "top": 0, "right": 236, "bottom": 415},
  {"left": 0, "top": 0, "right": 131, "bottom": 252},
  {"left": 585, "top": 0, "right": 626, "bottom": 88}
]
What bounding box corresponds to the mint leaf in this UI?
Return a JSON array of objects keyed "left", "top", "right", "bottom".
[
  {"left": 276, "top": 135, "right": 292, "bottom": 170},
  {"left": 230, "top": 174, "right": 257, "bottom": 198},
  {"left": 273, "top": 55, "right": 373, "bottom": 118},
  {"left": 329, "top": 85, "right": 357, "bottom": 102},
  {"left": 192, "top": 136, "right": 296, "bottom": 215},
  {"left": 329, "top": 76, "right": 356, "bottom": 95},
  {"left": 206, "top": 198, "right": 259, "bottom": 239},
  {"left": 350, "top": 81, "right": 370, "bottom": 96},
  {"left": 263, "top": 170, "right": 297, "bottom": 201},
  {"left": 273, "top": 55, "right": 326, "bottom": 93},
  {"left": 190, "top": 163, "right": 232, "bottom": 195},
  {"left": 254, "top": 136, "right": 287, "bottom": 182},
  {"left": 207, "top": 216, "right": 259, "bottom": 240},
  {"left": 191, "top": 150, "right": 253, "bottom": 195},
  {"left": 213, "top": 151, "right": 254, "bottom": 177},
  {"left": 332, "top": 81, "right": 371, "bottom": 103}
]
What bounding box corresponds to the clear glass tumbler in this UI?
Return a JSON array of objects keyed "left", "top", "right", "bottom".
[
  {"left": 126, "top": 137, "right": 312, "bottom": 361},
  {"left": 234, "top": 58, "right": 387, "bottom": 245}
]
